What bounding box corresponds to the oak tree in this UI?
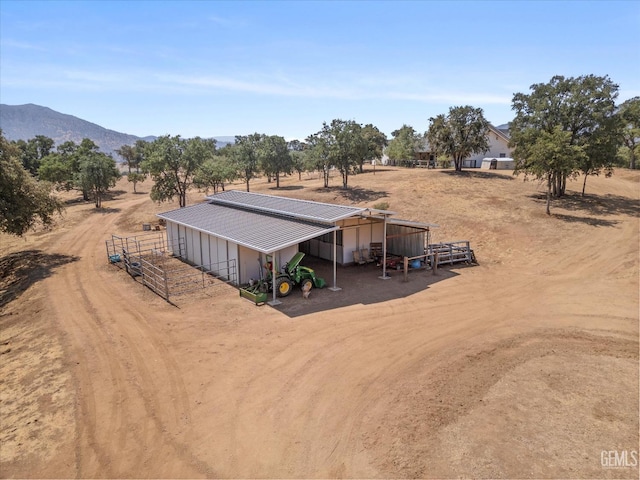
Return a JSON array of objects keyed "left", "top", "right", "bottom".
[
  {"left": 360, "top": 124, "right": 387, "bottom": 173},
  {"left": 259, "top": 135, "right": 293, "bottom": 189},
  {"left": 328, "top": 119, "right": 366, "bottom": 189},
  {"left": 386, "top": 125, "right": 422, "bottom": 167},
  {"left": 144, "top": 136, "right": 214, "bottom": 207},
  {"left": 194, "top": 154, "right": 236, "bottom": 194},
  {"left": 13, "top": 135, "right": 55, "bottom": 175},
  {"left": 514, "top": 126, "right": 586, "bottom": 215},
  {"left": 426, "top": 106, "right": 490, "bottom": 172},
  {"left": 76, "top": 151, "right": 120, "bottom": 208},
  {"left": 510, "top": 74, "right": 620, "bottom": 197},
  {"left": 231, "top": 133, "right": 263, "bottom": 192},
  {"left": 618, "top": 96, "right": 640, "bottom": 170},
  {"left": 116, "top": 139, "right": 147, "bottom": 173},
  {"left": 1, "top": 132, "right": 64, "bottom": 235},
  {"left": 305, "top": 131, "right": 333, "bottom": 188},
  {"left": 38, "top": 143, "right": 79, "bottom": 192},
  {"left": 39, "top": 139, "right": 110, "bottom": 202}
]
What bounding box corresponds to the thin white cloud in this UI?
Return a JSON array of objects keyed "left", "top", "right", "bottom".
[
  {"left": 103, "top": 45, "right": 142, "bottom": 56},
  {"left": 156, "top": 72, "right": 514, "bottom": 105},
  {"left": 207, "top": 14, "right": 248, "bottom": 28},
  {"left": 0, "top": 39, "right": 48, "bottom": 51},
  {"left": 1, "top": 64, "right": 139, "bottom": 92},
  {"left": 154, "top": 72, "right": 359, "bottom": 99},
  {"left": 1, "top": 59, "right": 518, "bottom": 107},
  {"left": 389, "top": 91, "right": 513, "bottom": 105},
  {"left": 64, "top": 70, "right": 132, "bottom": 84}
]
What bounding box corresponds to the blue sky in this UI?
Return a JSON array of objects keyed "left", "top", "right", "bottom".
[{"left": 1, "top": 0, "right": 638, "bottom": 141}]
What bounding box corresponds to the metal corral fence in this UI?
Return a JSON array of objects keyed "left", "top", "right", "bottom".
[
  {"left": 105, "top": 233, "right": 237, "bottom": 303},
  {"left": 106, "top": 232, "right": 180, "bottom": 264}
]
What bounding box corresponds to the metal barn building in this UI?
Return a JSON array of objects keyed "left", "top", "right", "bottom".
[{"left": 157, "top": 190, "right": 433, "bottom": 294}]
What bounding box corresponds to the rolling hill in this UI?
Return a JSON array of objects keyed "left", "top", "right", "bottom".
[
  {"left": 0, "top": 104, "right": 234, "bottom": 157},
  {"left": 0, "top": 104, "right": 157, "bottom": 157}
]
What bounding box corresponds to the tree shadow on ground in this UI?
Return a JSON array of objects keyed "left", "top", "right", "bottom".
[
  {"left": 356, "top": 168, "right": 396, "bottom": 174},
  {"left": 0, "top": 250, "right": 79, "bottom": 308},
  {"left": 314, "top": 186, "right": 390, "bottom": 203},
  {"left": 271, "top": 257, "right": 464, "bottom": 318},
  {"left": 102, "top": 189, "right": 128, "bottom": 201},
  {"left": 63, "top": 189, "right": 128, "bottom": 205},
  {"left": 559, "top": 192, "right": 639, "bottom": 217},
  {"left": 269, "top": 185, "right": 304, "bottom": 191},
  {"left": 551, "top": 213, "right": 619, "bottom": 227},
  {"left": 528, "top": 191, "right": 638, "bottom": 224},
  {"left": 64, "top": 196, "right": 89, "bottom": 205},
  {"left": 88, "top": 207, "right": 122, "bottom": 215},
  {"left": 440, "top": 170, "right": 516, "bottom": 180}
]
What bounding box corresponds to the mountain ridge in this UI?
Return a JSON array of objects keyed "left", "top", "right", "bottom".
[{"left": 0, "top": 103, "right": 233, "bottom": 157}]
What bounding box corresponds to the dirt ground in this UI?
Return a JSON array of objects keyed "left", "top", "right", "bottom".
[{"left": 1, "top": 166, "right": 638, "bottom": 479}]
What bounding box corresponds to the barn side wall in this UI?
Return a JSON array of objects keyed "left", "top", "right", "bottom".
[
  {"left": 239, "top": 245, "right": 261, "bottom": 285},
  {"left": 339, "top": 218, "right": 382, "bottom": 264},
  {"left": 165, "top": 221, "right": 240, "bottom": 286},
  {"left": 300, "top": 233, "right": 344, "bottom": 264},
  {"left": 299, "top": 218, "right": 386, "bottom": 265},
  {"left": 387, "top": 225, "right": 425, "bottom": 257}
]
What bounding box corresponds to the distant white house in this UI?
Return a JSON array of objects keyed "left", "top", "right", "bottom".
[
  {"left": 461, "top": 125, "right": 512, "bottom": 168},
  {"left": 411, "top": 124, "right": 513, "bottom": 168}
]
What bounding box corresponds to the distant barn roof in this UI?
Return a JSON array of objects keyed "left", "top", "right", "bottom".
[{"left": 206, "top": 190, "right": 366, "bottom": 223}]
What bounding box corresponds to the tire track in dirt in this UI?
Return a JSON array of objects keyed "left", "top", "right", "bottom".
[
  {"left": 103, "top": 299, "right": 215, "bottom": 476},
  {"left": 58, "top": 264, "right": 127, "bottom": 477},
  {"left": 49, "top": 216, "right": 128, "bottom": 477},
  {"left": 207, "top": 203, "right": 638, "bottom": 478},
  {"left": 220, "top": 283, "right": 530, "bottom": 477},
  {"left": 45, "top": 196, "right": 213, "bottom": 477},
  {"left": 364, "top": 328, "right": 638, "bottom": 478}
]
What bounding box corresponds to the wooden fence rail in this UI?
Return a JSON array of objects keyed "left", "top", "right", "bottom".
[
  {"left": 402, "top": 241, "right": 476, "bottom": 282},
  {"left": 427, "top": 241, "right": 476, "bottom": 266}
]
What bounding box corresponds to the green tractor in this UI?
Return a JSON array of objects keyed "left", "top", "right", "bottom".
[{"left": 262, "top": 252, "right": 326, "bottom": 297}]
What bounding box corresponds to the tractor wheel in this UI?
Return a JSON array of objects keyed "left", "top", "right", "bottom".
[
  {"left": 300, "top": 278, "right": 313, "bottom": 292},
  {"left": 276, "top": 277, "right": 293, "bottom": 297}
]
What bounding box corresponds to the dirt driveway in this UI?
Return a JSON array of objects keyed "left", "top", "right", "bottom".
[{"left": 1, "top": 167, "right": 638, "bottom": 478}]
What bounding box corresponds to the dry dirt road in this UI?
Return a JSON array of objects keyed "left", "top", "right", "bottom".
[{"left": 1, "top": 167, "right": 638, "bottom": 478}]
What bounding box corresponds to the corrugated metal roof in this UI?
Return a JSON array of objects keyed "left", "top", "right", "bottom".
[
  {"left": 206, "top": 190, "right": 366, "bottom": 223},
  {"left": 388, "top": 218, "right": 439, "bottom": 229},
  {"left": 157, "top": 202, "right": 338, "bottom": 254}
]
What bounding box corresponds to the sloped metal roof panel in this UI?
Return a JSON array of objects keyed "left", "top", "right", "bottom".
[
  {"left": 157, "top": 202, "right": 338, "bottom": 254},
  {"left": 388, "top": 218, "right": 439, "bottom": 229},
  {"left": 206, "top": 190, "right": 366, "bottom": 223}
]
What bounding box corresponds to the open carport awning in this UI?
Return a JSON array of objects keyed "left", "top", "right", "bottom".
[{"left": 157, "top": 202, "right": 339, "bottom": 254}]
